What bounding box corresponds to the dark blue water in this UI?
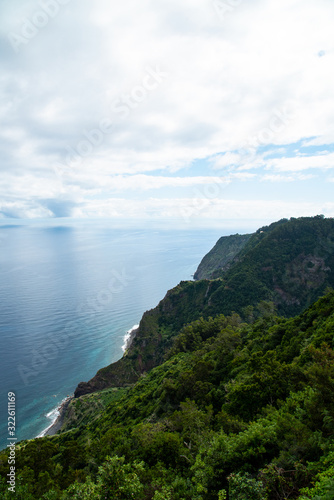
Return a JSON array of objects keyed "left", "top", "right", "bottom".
[{"left": 0, "top": 219, "right": 240, "bottom": 450}]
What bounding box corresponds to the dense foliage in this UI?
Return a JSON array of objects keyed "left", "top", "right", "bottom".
[
  {"left": 193, "top": 233, "right": 252, "bottom": 280},
  {"left": 76, "top": 216, "right": 334, "bottom": 397},
  {"left": 204, "top": 215, "right": 334, "bottom": 317},
  {"left": 2, "top": 289, "right": 334, "bottom": 499},
  {"left": 2, "top": 216, "right": 334, "bottom": 499}
]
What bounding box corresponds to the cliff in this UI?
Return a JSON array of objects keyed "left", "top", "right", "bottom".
[
  {"left": 75, "top": 215, "right": 334, "bottom": 397},
  {"left": 193, "top": 232, "right": 252, "bottom": 280},
  {"left": 4, "top": 216, "right": 334, "bottom": 499},
  {"left": 5, "top": 289, "right": 334, "bottom": 498}
]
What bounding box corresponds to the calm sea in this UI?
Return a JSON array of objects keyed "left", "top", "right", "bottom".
[{"left": 0, "top": 219, "right": 241, "bottom": 450}]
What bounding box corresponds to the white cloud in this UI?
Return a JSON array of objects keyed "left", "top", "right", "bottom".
[
  {"left": 302, "top": 136, "right": 334, "bottom": 147},
  {"left": 211, "top": 153, "right": 242, "bottom": 169},
  {"left": 265, "top": 152, "right": 334, "bottom": 172},
  {"left": 261, "top": 173, "right": 316, "bottom": 183},
  {"left": 65, "top": 197, "right": 334, "bottom": 223},
  {"left": 0, "top": 0, "right": 334, "bottom": 222},
  {"left": 230, "top": 172, "right": 257, "bottom": 181},
  {"left": 210, "top": 150, "right": 334, "bottom": 176},
  {"left": 86, "top": 175, "right": 230, "bottom": 191}
]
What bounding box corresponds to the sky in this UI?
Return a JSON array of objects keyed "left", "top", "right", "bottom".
[{"left": 0, "top": 0, "right": 334, "bottom": 228}]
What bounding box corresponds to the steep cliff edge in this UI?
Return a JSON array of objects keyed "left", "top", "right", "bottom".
[
  {"left": 194, "top": 232, "right": 252, "bottom": 280},
  {"left": 75, "top": 216, "right": 334, "bottom": 397},
  {"left": 75, "top": 279, "right": 219, "bottom": 396},
  {"left": 7, "top": 217, "right": 334, "bottom": 499}
]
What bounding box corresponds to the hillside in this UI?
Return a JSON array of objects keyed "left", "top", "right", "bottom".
[
  {"left": 204, "top": 215, "right": 334, "bottom": 317},
  {"left": 2, "top": 215, "right": 334, "bottom": 499},
  {"left": 75, "top": 216, "right": 334, "bottom": 397},
  {"left": 2, "top": 289, "right": 334, "bottom": 498},
  {"left": 193, "top": 232, "right": 252, "bottom": 280}
]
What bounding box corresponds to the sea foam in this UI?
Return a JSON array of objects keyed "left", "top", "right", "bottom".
[{"left": 122, "top": 324, "right": 139, "bottom": 352}]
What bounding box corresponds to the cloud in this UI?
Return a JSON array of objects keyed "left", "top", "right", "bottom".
[
  {"left": 62, "top": 174, "right": 231, "bottom": 192},
  {"left": 261, "top": 173, "right": 316, "bottom": 183},
  {"left": 230, "top": 172, "right": 257, "bottom": 181},
  {"left": 0, "top": 0, "right": 334, "bottom": 222},
  {"left": 0, "top": 200, "right": 52, "bottom": 219},
  {"left": 302, "top": 136, "right": 334, "bottom": 147},
  {"left": 63, "top": 197, "right": 334, "bottom": 224},
  {"left": 210, "top": 149, "right": 334, "bottom": 176},
  {"left": 265, "top": 152, "right": 334, "bottom": 172},
  {"left": 39, "top": 198, "right": 80, "bottom": 218}
]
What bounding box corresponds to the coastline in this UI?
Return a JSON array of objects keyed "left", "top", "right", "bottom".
[
  {"left": 37, "top": 325, "right": 137, "bottom": 438},
  {"left": 122, "top": 324, "right": 139, "bottom": 352},
  {"left": 37, "top": 395, "right": 73, "bottom": 438},
  {"left": 36, "top": 325, "right": 137, "bottom": 439}
]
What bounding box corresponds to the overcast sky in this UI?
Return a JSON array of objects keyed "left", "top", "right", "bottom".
[{"left": 0, "top": 0, "right": 334, "bottom": 227}]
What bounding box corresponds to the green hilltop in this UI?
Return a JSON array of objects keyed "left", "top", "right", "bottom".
[
  {"left": 2, "top": 216, "right": 334, "bottom": 499},
  {"left": 76, "top": 216, "right": 334, "bottom": 397},
  {"left": 193, "top": 232, "right": 253, "bottom": 280}
]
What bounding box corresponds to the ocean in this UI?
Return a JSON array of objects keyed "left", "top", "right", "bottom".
[{"left": 0, "top": 219, "right": 239, "bottom": 450}]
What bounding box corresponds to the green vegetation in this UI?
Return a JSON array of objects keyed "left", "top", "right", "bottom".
[
  {"left": 2, "top": 289, "right": 334, "bottom": 499},
  {"left": 194, "top": 233, "right": 252, "bottom": 280},
  {"left": 2, "top": 216, "right": 334, "bottom": 499},
  {"left": 204, "top": 215, "right": 334, "bottom": 318},
  {"left": 60, "top": 388, "right": 127, "bottom": 432},
  {"left": 76, "top": 216, "right": 334, "bottom": 397}
]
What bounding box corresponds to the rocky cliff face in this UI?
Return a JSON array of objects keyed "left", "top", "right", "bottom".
[
  {"left": 75, "top": 216, "right": 334, "bottom": 397},
  {"left": 194, "top": 233, "right": 252, "bottom": 280},
  {"left": 75, "top": 280, "right": 214, "bottom": 397}
]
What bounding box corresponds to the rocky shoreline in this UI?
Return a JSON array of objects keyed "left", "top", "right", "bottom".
[
  {"left": 123, "top": 325, "right": 139, "bottom": 352},
  {"left": 44, "top": 396, "right": 73, "bottom": 437},
  {"left": 75, "top": 324, "right": 140, "bottom": 397}
]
